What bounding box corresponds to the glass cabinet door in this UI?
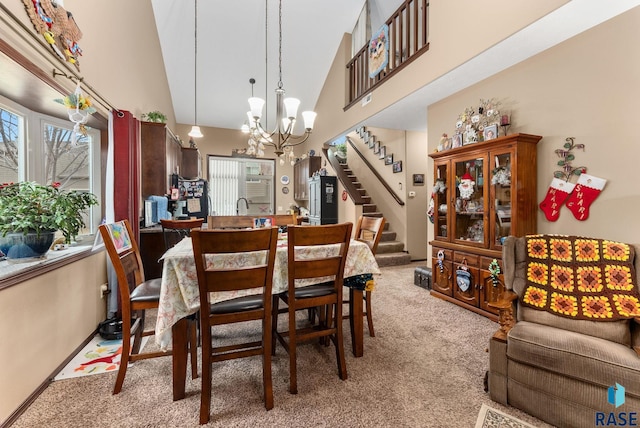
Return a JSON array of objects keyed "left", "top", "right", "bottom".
[
  {"left": 490, "top": 150, "right": 513, "bottom": 250},
  {"left": 452, "top": 156, "right": 487, "bottom": 246},
  {"left": 433, "top": 162, "right": 449, "bottom": 240}
]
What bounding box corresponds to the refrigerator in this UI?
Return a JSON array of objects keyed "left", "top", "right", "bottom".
[{"left": 171, "top": 174, "right": 209, "bottom": 219}]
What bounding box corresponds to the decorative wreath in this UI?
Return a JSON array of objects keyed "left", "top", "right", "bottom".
[{"left": 488, "top": 259, "right": 501, "bottom": 287}]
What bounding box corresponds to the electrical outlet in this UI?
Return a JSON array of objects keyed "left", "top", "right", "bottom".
[{"left": 100, "top": 283, "right": 109, "bottom": 299}]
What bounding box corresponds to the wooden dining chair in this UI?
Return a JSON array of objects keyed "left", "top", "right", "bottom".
[
  {"left": 271, "top": 214, "right": 297, "bottom": 226},
  {"left": 159, "top": 218, "right": 203, "bottom": 250},
  {"left": 207, "top": 215, "right": 254, "bottom": 229},
  {"left": 99, "top": 219, "right": 198, "bottom": 394},
  {"left": 272, "top": 222, "right": 352, "bottom": 394},
  {"left": 345, "top": 216, "right": 385, "bottom": 337},
  {"left": 191, "top": 227, "right": 278, "bottom": 425},
  {"left": 160, "top": 217, "right": 203, "bottom": 377}
]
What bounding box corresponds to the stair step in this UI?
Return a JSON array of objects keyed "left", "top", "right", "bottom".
[
  {"left": 375, "top": 252, "right": 412, "bottom": 267},
  {"left": 376, "top": 241, "right": 404, "bottom": 253},
  {"left": 362, "top": 204, "right": 377, "bottom": 213},
  {"left": 379, "top": 230, "right": 396, "bottom": 241}
]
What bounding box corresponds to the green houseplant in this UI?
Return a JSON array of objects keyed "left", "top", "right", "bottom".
[
  {"left": 0, "top": 182, "right": 98, "bottom": 259},
  {"left": 141, "top": 110, "right": 167, "bottom": 123}
]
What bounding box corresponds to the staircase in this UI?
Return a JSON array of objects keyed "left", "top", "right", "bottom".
[{"left": 341, "top": 162, "right": 412, "bottom": 267}]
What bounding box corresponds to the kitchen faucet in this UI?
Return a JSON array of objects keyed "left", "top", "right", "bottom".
[{"left": 236, "top": 197, "right": 249, "bottom": 215}]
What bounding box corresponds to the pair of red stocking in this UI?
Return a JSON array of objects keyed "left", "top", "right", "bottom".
[{"left": 539, "top": 174, "right": 606, "bottom": 221}]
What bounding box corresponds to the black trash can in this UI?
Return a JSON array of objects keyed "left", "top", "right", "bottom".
[{"left": 414, "top": 266, "right": 432, "bottom": 290}]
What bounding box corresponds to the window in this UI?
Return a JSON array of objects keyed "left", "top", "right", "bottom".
[
  {"left": 207, "top": 156, "right": 274, "bottom": 216},
  {"left": 0, "top": 95, "right": 101, "bottom": 238}
]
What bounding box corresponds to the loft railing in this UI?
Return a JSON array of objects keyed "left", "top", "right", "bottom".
[{"left": 345, "top": 0, "right": 429, "bottom": 110}]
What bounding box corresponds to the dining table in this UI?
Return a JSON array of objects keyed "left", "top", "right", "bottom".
[{"left": 155, "top": 233, "right": 381, "bottom": 400}]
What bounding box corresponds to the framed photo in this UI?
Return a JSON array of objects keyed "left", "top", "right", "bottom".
[
  {"left": 452, "top": 133, "right": 463, "bottom": 148},
  {"left": 368, "top": 136, "right": 376, "bottom": 149},
  {"left": 357, "top": 126, "right": 365, "bottom": 137},
  {"left": 373, "top": 141, "right": 380, "bottom": 154},
  {"left": 413, "top": 173, "right": 425, "bottom": 185},
  {"left": 483, "top": 124, "right": 498, "bottom": 141},
  {"left": 385, "top": 153, "right": 394, "bottom": 165},
  {"left": 363, "top": 132, "right": 369, "bottom": 143},
  {"left": 379, "top": 145, "right": 386, "bottom": 159},
  {"left": 392, "top": 160, "right": 402, "bottom": 173}
]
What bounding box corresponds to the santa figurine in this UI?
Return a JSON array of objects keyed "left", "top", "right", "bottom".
[{"left": 458, "top": 172, "right": 475, "bottom": 200}]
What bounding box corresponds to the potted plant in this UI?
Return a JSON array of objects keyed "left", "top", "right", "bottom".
[
  {"left": 141, "top": 111, "right": 167, "bottom": 123},
  {"left": 0, "top": 182, "right": 98, "bottom": 260}
]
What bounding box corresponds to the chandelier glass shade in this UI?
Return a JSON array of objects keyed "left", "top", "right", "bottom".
[{"left": 243, "top": 0, "right": 316, "bottom": 163}]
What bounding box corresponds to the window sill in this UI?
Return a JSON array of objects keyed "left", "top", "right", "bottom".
[{"left": 0, "top": 237, "right": 104, "bottom": 291}]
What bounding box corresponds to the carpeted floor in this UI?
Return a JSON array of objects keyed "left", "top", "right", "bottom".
[{"left": 11, "top": 263, "right": 554, "bottom": 427}]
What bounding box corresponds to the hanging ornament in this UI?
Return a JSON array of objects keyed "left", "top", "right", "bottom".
[{"left": 54, "top": 81, "right": 96, "bottom": 144}]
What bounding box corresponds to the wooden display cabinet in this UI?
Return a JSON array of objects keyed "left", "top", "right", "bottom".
[
  {"left": 293, "top": 156, "right": 321, "bottom": 201},
  {"left": 429, "top": 133, "right": 541, "bottom": 319}
]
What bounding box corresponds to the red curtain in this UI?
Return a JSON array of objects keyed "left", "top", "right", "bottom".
[{"left": 111, "top": 111, "right": 141, "bottom": 240}]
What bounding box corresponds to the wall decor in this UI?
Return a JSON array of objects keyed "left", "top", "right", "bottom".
[
  {"left": 282, "top": 186, "right": 289, "bottom": 194},
  {"left": 368, "top": 24, "right": 389, "bottom": 78},
  {"left": 413, "top": 174, "right": 425, "bottom": 185},
  {"left": 392, "top": 160, "right": 403, "bottom": 173},
  {"left": 22, "top": 0, "right": 83, "bottom": 70},
  {"left": 379, "top": 146, "right": 386, "bottom": 160},
  {"left": 280, "top": 175, "right": 290, "bottom": 185},
  {"left": 368, "top": 136, "right": 376, "bottom": 149},
  {"left": 385, "top": 153, "right": 394, "bottom": 165},
  {"left": 373, "top": 141, "right": 380, "bottom": 154},
  {"left": 539, "top": 137, "right": 605, "bottom": 222}
]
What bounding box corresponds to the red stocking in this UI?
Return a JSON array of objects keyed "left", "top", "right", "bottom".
[
  {"left": 565, "top": 173, "right": 606, "bottom": 221},
  {"left": 539, "top": 178, "right": 575, "bottom": 222}
]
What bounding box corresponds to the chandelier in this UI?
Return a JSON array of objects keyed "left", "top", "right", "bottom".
[
  {"left": 243, "top": 0, "right": 316, "bottom": 164},
  {"left": 188, "top": 0, "right": 203, "bottom": 139}
]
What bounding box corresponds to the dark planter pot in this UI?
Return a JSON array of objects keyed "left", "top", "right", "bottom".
[{"left": 0, "top": 230, "right": 56, "bottom": 263}]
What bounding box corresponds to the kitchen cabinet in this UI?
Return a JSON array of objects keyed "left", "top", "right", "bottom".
[
  {"left": 141, "top": 122, "right": 182, "bottom": 199},
  {"left": 181, "top": 147, "right": 201, "bottom": 179},
  {"left": 428, "top": 133, "right": 541, "bottom": 319},
  {"left": 293, "top": 156, "right": 321, "bottom": 200}
]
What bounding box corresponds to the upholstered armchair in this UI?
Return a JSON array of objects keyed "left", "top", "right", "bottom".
[{"left": 488, "top": 235, "right": 640, "bottom": 428}]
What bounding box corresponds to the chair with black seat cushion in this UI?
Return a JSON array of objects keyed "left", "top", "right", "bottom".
[
  {"left": 159, "top": 217, "right": 203, "bottom": 379},
  {"left": 191, "top": 227, "right": 278, "bottom": 425},
  {"left": 99, "top": 219, "right": 197, "bottom": 394},
  {"left": 346, "top": 216, "right": 385, "bottom": 337},
  {"left": 272, "top": 222, "right": 352, "bottom": 394},
  {"left": 159, "top": 218, "right": 203, "bottom": 250}
]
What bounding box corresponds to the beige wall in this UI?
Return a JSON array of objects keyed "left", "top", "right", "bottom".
[
  {"left": 2, "top": 0, "right": 176, "bottom": 126},
  {"left": 0, "top": 252, "right": 107, "bottom": 423},
  {"left": 426, "top": 7, "right": 640, "bottom": 262}
]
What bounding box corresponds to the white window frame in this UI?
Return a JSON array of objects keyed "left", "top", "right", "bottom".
[{"left": 0, "top": 94, "right": 102, "bottom": 237}]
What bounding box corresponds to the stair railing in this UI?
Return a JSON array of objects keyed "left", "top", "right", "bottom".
[
  {"left": 345, "top": 0, "right": 430, "bottom": 109},
  {"left": 345, "top": 137, "right": 405, "bottom": 206}
]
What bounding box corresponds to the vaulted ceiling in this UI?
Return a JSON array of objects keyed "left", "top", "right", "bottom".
[{"left": 151, "top": 0, "right": 640, "bottom": 135}]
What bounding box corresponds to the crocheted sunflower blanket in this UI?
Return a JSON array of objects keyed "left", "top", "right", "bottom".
[{"left": 521, "top": 235, "right": 640, "bottom": 320}]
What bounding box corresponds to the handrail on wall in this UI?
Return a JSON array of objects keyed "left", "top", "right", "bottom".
[
  {"left": 322, "top": 145, "right": 366, "bottom": 205},
  {"left": 345, "top": 137, "right": 405, "bottom": 206}
]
